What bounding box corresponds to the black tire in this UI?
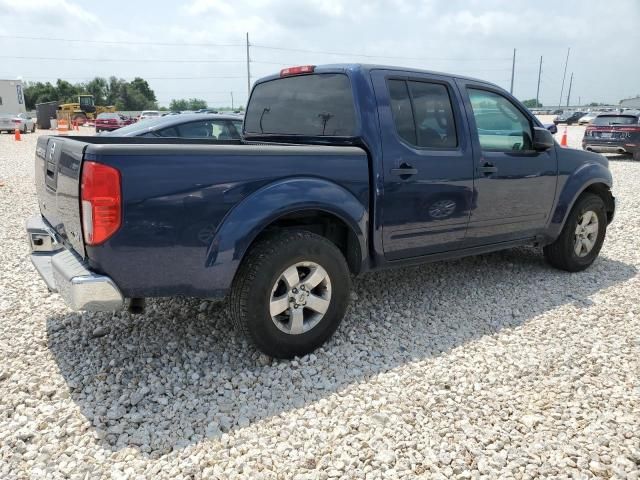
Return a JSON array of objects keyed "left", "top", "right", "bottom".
[
  {"left": 22, "top": 124, "right": 28, "bottom": 134},
  {"left": 229, "top": 230, "right": 351, "bottom": 358},
  {"left": 543, "top": 193, "right": 607, "bottom": 272},
  {"left": 32, "top": 124, "right": 36, "bottom": 133},
  {"left": 633, "top": 151, "right": 640, "bottom": 161}
]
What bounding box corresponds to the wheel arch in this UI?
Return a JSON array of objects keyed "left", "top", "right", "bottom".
[
  {"left": 548, "top": 168, "right": 614, "bottom": 241},
  {"left": 205, "top": 177, "right": 369, "bottom": 293}
]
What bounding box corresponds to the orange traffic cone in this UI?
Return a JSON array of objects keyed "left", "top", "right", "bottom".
[
  {"left": 560, "top": 127, "right": 568, "bottom": 147},
  {"left": 14, "top": 128, "right": 21, "bottom": 141}
]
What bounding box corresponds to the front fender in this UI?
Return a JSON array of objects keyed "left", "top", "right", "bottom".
[
  {"left": 205, "top": 177, "right": 369, "bottom": 292},
  {"left": 547, "top": 160, "right": 612, "bottom": 240}
]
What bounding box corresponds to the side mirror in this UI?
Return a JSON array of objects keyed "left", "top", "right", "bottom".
[
  {"left": 532, "top": 127, "right": 554, "bottom": 151},
  {"left": 544, "top": 123, "right": 558, "bottom": 134}
]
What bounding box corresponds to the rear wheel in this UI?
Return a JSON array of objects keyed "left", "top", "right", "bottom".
[
  {"left": 229, "top": 230, "right": 351, "bottom": 358},
  {"left": 633, "top": 151, "right": 640, "bottom": 161},
  {"left": 31, "top": 123, "right": 36, "bottom": 133},
  {"left": 22, "top": 124, "right": 27, "bottom": 134},
  {"left": 544, "top": 193, "right": 607, "bottom": 272}
]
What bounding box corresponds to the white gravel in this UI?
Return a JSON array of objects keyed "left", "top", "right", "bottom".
[{"left": 1, "top": 127, "right": 639, "bottom": 479}]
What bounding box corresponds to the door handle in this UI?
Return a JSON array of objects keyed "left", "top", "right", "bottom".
[
  {"left": 479, "top": 162, "right": 498, "bottom": 175},
  {"left": 391, "top": 163, "right": 418, "bottom": 178}
]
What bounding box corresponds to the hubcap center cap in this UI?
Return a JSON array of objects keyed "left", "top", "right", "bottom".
[{"left": 294, "top": 290, "right": 308, "bottom": 305}]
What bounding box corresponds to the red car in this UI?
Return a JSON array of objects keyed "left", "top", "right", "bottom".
[{"left": 95, "top": 113, "right": 135, "bottom": 133}]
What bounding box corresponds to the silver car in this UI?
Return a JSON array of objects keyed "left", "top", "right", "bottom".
[{"left": 0, "top": 113, "right": 36, "bottom": 133}]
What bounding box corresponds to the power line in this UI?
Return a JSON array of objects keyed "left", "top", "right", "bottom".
[
  {"left": 0, "top": 34, "right": 243, "bottom": 47},
  {"left": 0, "top": 55, "right": 283, "bottom": 65},
  {"left": 252, "top": 43, "right": 510, "bottom": 62},
  {"left": 6, "top": 74, "right": 247, "bottom": 80}
]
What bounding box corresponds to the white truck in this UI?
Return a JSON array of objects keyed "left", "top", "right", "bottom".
[{"left": 0, "top": 79, "right": 27, "bottom": 114}]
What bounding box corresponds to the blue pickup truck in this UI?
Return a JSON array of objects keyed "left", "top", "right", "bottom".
[{"left": 27, "top": 64, "right": 615, "bottom": 358}]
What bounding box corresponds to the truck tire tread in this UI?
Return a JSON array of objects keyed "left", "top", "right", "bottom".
[
  {"left": 543, "top": 192, "right": 606, "bottom": 272},
  {"left": 229, "top": 230, "right": 351, "bottom": 358}
]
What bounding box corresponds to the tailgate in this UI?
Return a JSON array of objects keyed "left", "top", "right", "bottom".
[{"left": 35, "top": 136, "right": 87, "bottom": 257}]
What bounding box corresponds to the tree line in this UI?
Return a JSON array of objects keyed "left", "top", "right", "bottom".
[
  {"left": 24, "top": 77, "right": 158, "bottom": 111},
  {"left": 23, "top": 77, "right": 226, "bottom": 112}
]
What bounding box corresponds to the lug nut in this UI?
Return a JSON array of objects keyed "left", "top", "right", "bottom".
[
  {"left": 300, "top": 285, "right": 305, "bottom": 291},
  {"left": 294, "top": 304, "right": 299, "bottom": 309},
  {"left": 292, "top": 288, "right": 298, "bottom": 294}
]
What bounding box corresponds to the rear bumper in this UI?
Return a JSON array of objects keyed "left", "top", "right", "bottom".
[
  {"left": 583, "top": 141, "right": 639, "bottom": 155},
  {"left": 26, "top": 216, "right": 124, "bottom": 311}
]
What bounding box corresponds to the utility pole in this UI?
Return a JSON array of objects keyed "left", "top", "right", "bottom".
[
  {"left": 245, "top": 32, "right": 251, "bottom": 98},
  {"left": 510, "top": 48, "right": 516, "bottom": 94},
  {"left": 536, "top": 55, "right": 542, "bottom": 107},
  {"left": 566, "top": 72, "right": 573, "bottom": 107},
  {"left": 558, "top": 47, "right": 570, "bottom": 108},
  {"left": 230, "top": 91, "right": 234, "bottom": 110}
]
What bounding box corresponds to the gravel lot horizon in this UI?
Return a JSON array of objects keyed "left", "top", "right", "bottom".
[{"left": 1, "top": 126, "right": 639, "bottom": 479}]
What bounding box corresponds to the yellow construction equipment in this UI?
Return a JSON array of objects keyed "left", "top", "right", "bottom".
[{"left": 57, "top": 95, "right": 116, "bottom": 124}]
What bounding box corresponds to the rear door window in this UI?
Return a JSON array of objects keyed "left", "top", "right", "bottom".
[
  {"left": 245, "top": 73, "right": 356, "bottom": 136},
  {"left": 388, "top": 79, "right": 458, "bottom": 148}
]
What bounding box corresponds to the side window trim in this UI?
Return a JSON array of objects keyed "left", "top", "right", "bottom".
[{"left": 386, "top": 76, "right": 461, "bottom": 152}]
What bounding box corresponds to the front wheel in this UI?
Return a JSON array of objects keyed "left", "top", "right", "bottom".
[
  {"left": 229, "top": 230, "right": 351, "bottom": 358},
  {"left": 544, "top": 193, "right": 607, "bottom": 272}
]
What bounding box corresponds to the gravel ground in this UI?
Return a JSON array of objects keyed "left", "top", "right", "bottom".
[{"left": 1, "top": 127, "right": 639, "bottom": 479}]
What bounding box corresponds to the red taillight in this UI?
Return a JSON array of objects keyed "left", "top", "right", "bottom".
[
  {"left": 81, "top": 161, "right": 121, "bottom": 245},
  {"left": 280, "top": 65, "right": 315, "bottom": 77},
  {"left": 619, "top": 126, "right": 640, "bottom": 132}
]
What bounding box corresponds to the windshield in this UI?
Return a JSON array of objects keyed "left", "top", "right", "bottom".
[
  {"left": 593, "top": 115, "right": 639, "bottom": 126},
  {"left": 245, "top": 73, "right": 356, "bottom": 136}
]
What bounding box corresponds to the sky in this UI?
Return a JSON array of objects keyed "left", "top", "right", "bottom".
[{"left": 0, "top": 0, "right": 638, "bottom": 108}]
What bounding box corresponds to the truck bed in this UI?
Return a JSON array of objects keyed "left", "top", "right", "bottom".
[{"left": 34, "top": 135, "right": 369, "bottom": 298}]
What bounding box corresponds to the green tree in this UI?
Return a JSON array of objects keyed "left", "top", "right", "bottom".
[
  {"left": 187, "top": 98, "right": 207, "bottom": 110},
  {"left": 83, "top": 77, "right": 109, "bottom": 105},
  {"left": 169, "top": 99, "right": 189, "bottom": 111},
  {"left": 522, "top": 99, "right": 542, "bottom": 108},
  {"left": 168, "top": 98, "right": 208, "bottom": 111}
]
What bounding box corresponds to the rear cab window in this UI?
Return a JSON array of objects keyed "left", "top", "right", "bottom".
[{"left": 244, "top": 73, "right": 356, "bottom": 137}]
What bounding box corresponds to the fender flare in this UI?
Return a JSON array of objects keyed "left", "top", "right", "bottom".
[
  {"left": 205, "top": 177, "right": 369, "bottom": 290},
  {"left": 548, "top": 162, "right": 613, "bottom": 239}
]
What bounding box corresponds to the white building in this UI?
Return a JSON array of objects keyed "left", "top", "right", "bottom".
[
  {"left": 620, "top": 96, "right": 640, "bottom": 109},
  {"left": 0, "top": 79, "right": 26, "bottom": 114}
]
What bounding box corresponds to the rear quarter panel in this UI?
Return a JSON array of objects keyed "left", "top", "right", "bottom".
[{"left": 85, "top": 144, "right": 369, "bottom": 298}]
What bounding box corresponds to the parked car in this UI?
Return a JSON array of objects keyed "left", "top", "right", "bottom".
[
  {"left": 95, "top": 113, "right": 130, "bottom": 133},
  {"left": 582, "top": 111, "right": 640, "bottom": 160},
  {"left": 554, "top": 111, "right": 586, "bottom": 125},
  {"left": 101, "top": 113, "right": 243, "bottom": 139},
  {"left": 139, "top": 110, "right": 161, "bottom": 121},
  {"left": 578, "top": 112, "right": 600, "bottom": 125},
  {"left": 0, "top": 112, "right": 36, "bottom": 133},
  {"left": 27, "top": 64, "right": 615, "bottom": 358}
]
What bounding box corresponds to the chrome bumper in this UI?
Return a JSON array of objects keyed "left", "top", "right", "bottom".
[
  {"left": 26, "top": 216, "right": 124, "bottom": 311},
  {"left": 583, "top": 144, "right": 627, "bottom": 154}
]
